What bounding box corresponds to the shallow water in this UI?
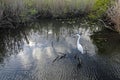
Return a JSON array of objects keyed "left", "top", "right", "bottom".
[{"left": 0, "top": 20, "right": 120, "bottom": 80}]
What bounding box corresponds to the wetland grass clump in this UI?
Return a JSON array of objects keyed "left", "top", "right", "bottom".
[
  {"left": 0, "top": 0, "right": 39, "bottom": 28},
  {"left": 107, "top": 0, "right": 120, "bottom": 32},
  {"left": 0, "top": 0, "right": 27, "bottom": 28}
]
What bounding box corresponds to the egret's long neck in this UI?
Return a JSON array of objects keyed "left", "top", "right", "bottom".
[{"left": 77, "top": 36, "right": 80, "bottom": 45}]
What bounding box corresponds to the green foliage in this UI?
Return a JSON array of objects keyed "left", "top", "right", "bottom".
[
  {"left": 24, "top": 0, "right": 34, "bottom": 8},
  {"left": 29, "top": 9, "right": 37, "bottom": 15},
  {"left": 88, "top": 0, "right": 111, "bottom": 20},
  {"left": 24, "top": 0, "right": 38, "bottom": 14}
]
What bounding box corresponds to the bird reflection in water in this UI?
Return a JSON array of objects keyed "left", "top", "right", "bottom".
[{"left": 51, "top": 41, "right": 67, "bottom": 63}]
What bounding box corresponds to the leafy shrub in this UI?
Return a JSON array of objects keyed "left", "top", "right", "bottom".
[{"left": 88, "top": 0, "right": 111, "bottom": 20}]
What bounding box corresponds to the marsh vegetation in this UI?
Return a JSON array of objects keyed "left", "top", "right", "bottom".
[{"left": 0, "top": 0, "right": 118, "bottom": 31}]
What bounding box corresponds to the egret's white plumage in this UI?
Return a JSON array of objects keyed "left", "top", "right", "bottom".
[{"left": 76, "top": 34, "right": 84, "bottom": 54}]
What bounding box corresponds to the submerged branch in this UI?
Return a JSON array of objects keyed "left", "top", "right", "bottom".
[{"left": 98, "top": 19, "right": 116, "bottom": 31}]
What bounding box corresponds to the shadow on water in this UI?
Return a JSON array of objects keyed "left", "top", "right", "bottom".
[
  {"left": 0, "top": 19, "right": 120, "bottom": 80},
  {"left": 91, "top": 29, "right": 120, "bottom": 55}
]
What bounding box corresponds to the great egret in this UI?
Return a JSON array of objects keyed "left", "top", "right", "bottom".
[{"left": 76, "top": 34, "right": 84, "bottom": 54}]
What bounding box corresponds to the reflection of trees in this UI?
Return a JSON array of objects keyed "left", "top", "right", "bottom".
[
  {"left": 31, "top": 19, "right": 100, "bottom": 39},
  {"left": 0, "top": 27, "right": 30, "bottom": 62},
  {"left": 91, "top": 29, "right": 120, "bottom": 55},
  {"left": 0, "top": 19, "right": 100, "bottom": 63}
]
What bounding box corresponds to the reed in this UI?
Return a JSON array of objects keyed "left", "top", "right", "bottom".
[{"left": 0, "top": 0, "right": 95, "bottom": 18}]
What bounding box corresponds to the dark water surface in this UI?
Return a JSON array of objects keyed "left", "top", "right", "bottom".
[{"left": 0, "top": 20, "right": 120, "bottom": 80}]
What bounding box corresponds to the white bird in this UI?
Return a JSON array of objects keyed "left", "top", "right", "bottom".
[{"left": 76, "top": 34, "right": 84, "bottom": 54}]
